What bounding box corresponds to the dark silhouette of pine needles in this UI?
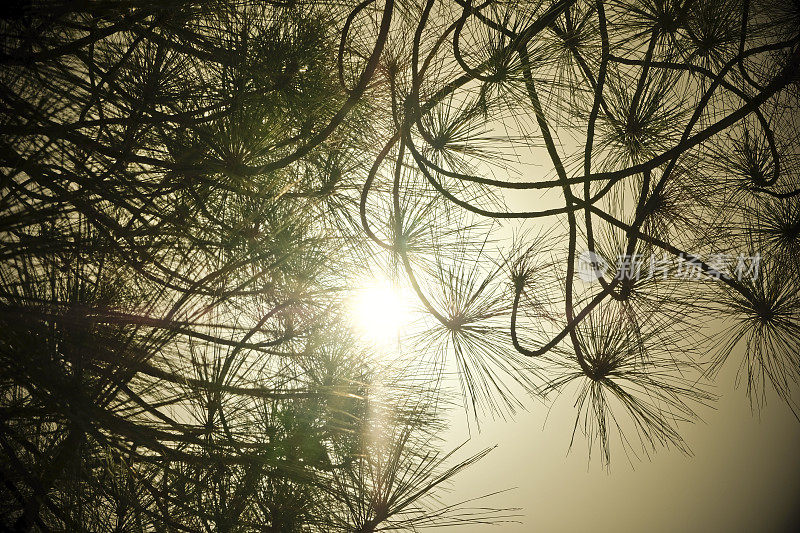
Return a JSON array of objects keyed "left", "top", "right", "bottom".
[{"left": 1, "top": 0, "right": 799, "bottom": 529}]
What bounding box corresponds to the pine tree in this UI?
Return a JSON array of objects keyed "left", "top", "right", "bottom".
[{"left": 1, "top": 0, "right": 799, "bottom": 529}]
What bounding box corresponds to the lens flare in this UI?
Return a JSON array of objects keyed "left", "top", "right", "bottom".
[{"left": 352, "top": 281, "right": 413, "bottom": 346}]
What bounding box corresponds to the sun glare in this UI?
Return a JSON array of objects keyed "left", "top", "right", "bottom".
[{"left": 351, "top": 281, "right": 414, "bottom": 347}]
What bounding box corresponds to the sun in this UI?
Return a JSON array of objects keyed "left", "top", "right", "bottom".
[{"left": 351, "top": 280, "right": 414, "bottom": 346}]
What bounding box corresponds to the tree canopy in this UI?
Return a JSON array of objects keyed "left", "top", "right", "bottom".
[{"left": 1, "top": 0, "right": 799, "bottom": 530}]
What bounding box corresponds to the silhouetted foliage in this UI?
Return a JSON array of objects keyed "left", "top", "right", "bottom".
[{"left": 1, "top": 0, "right": 798, "bottom": 529}]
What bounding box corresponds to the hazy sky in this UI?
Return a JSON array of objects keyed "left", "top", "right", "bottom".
[{"left": 436, "top": 353, "right": 800, "bottom": 532}]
